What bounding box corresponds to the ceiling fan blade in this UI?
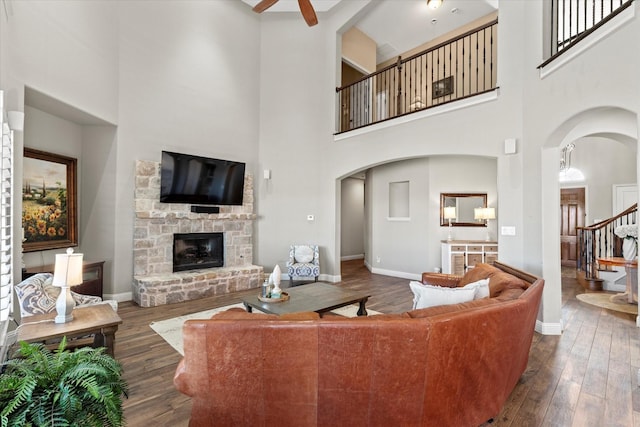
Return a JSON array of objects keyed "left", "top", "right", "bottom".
[
  {"left": 298, "top": 0, "right": 318, "bottom": 26},
  {"left": 253, "top": 0, "right": 279, "bottom": 13}
]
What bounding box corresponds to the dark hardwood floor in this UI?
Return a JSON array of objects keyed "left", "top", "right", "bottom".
[{"left": 117, "top": 260, "right": 640, "bottom": 426}]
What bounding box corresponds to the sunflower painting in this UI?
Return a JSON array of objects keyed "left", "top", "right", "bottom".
[{"left": 22, "top": 148, "right": 77, "bottom": 252}]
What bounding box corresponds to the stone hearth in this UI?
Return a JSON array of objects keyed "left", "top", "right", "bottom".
[{"left": 132, "top": 160, "right": 263, "bottom": 307}]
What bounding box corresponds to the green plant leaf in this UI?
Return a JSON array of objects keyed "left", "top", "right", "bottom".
[{"left": 0, "top": 339, "right": 127, "bottom": 427}]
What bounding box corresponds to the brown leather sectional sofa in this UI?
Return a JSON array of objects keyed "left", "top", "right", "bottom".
[{"left": 174, "top": 261, "right": 544, "bottom": 427}]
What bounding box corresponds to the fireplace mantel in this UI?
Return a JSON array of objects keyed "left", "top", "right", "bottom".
[
  {"left": 135, "top": 211, "right": 257, "bottom": 221},
  {"left": 132, "top": 160, "right": 263, "bottom": 307}
]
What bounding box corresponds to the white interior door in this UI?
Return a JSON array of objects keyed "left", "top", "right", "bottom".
[{"left": 613, "top": 184, "right": 638, "bottom": 215}]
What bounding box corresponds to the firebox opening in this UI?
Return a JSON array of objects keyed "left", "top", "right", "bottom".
[{"left": 173, "top": 232, "right": 223, "bottom": 272}]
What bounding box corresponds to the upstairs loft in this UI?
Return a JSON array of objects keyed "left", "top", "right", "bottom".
[{"left": 336, "top": 0, "right": 634, "bottom": 135}]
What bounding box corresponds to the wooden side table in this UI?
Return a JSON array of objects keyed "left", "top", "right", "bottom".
[
  {"left": 597, "top": 257, "right": 638, "bottom": 304},
  {"left": 17, "top": 304, "right": 122, "bottom": 357}
]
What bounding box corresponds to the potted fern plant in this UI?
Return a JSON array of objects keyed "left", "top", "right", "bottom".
[{"left": 0, "top": 337, "right": 128, "bottom": 427}]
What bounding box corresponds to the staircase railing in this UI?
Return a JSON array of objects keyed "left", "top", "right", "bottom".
[{"left": 576, "top": 203, "right": 637, "bottom": 282}]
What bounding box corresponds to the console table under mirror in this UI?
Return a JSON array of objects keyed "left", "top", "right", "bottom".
[
  {"left": 441, "top": 241, "right": 498, "bottom": 275},
  {"left": 440, "top": 193, "right": 488, "bottom": 227}
]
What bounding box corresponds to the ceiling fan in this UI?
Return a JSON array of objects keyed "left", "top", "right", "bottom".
[{"left": 252, "top": 0, "right": 318, "bottom": 27}]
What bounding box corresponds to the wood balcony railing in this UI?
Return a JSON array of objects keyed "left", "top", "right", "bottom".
[
  {"left": 577, "top": 203, "right": 637, "bottom": 288},
  {"left": 336, "top": 19, "right": 498, "bottom": 134}
]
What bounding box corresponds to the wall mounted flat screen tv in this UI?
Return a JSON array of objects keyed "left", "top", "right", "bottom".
[{"left": 160, "top": 151, "right": 245, "bottom": 206}]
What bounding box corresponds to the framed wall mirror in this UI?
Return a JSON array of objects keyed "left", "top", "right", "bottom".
[{"left": 440, "top": 193, "right": 487, "bottom": 227}]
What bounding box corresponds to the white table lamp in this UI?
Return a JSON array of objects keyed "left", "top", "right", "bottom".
[
  {"left": 444, "top": 206, "right": 456, "bottom": 241},
  {"left": 481, "top": 207, "right": 496, "bottom": 241},
  {"left": 53, "top": 248, "right": 84, "bottom": 324}
]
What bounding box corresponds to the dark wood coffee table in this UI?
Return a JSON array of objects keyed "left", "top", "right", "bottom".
[{"left": 242, "top": 282, "right": 370, "bottom": 317}]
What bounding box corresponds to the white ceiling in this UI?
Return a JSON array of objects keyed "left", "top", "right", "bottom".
[
  {"left": 356, "top": 0, "right": 498, "bottom": 63},
  {"left": 241, "top": 0, "right": 498, "bottom": 64},
  {"left": 241, "top": 0, "right": 342, "bottom": 13}
]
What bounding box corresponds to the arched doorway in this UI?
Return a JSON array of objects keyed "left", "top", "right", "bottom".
[{"left": 541, "top": 107, "right": 639, "bottom": 332}]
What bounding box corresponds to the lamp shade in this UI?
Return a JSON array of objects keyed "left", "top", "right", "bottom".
[
  {"left": 52, "top": 248, "right": 84, "bottom": 287},
  {"left": 483, "top": 207, "right": 496, "bottom": 220},
  {"left": 474, "top": 207, "right": 485, "bottom": 220},
  {"left": 443, "top": 206, "right": 456, "bottom": 220}
]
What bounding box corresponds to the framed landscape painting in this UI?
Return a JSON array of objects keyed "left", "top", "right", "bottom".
[{"left": 22, "top": 148, "right": 77, "bottom": 252}]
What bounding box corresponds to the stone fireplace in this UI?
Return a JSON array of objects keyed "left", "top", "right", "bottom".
[{"left": 132, "top": 160, "right": 263, "bottom": 307}]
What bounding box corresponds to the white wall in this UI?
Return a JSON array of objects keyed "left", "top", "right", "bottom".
[
  {"left": 2, "top": 1, "right": 262, "bottom": 297},
  {"left": 340, "top": 177, "right": 364, "bottom": 259},
  {"left": 22, "top": 106, "right": 83, "bottom": 266},
  {"left": 80, "top": 126, "right": 117, "bottom": 295},
  {"left": 2, "top": 0, "right": 639, "bottom": 332},
  {"left": 365, "top": 156, "right": 496, "bottom": 277},
  {"left": 521, "top": 1, "right": 639, "bottom": 332},
  {"left": 21, "top": 105, "right": 118, "bottom": 293},
  {"left": 561, "top": 136, "right": 637, "bottom": 224},
  {"left": 368, "top": 158, "right": 430, "bottom": 277},
  {"left": 114, "top": 1, "right": 261, "bottom": 296}
]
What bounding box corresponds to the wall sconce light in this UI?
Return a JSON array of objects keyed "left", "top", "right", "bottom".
[
  {"left": 52, "top": 248, "right": 84, "bottom": 323},
  {"left": 443, "top": 206, "right": 456, "bottom": 241},
  {"left": 427, "top": 0, "right": 443, "bottom": 9}
]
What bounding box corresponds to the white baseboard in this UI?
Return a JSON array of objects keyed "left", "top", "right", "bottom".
[
  {"left": 536, "top": 319, "right": 562, "bottom": 335},
  {"left": 320, "top": 274, "right": 340, "bottom": 283},
  {"left": 369, "top": 267, "right": 421, "bottom": 281},
  {"left": 282, "top": 274, "right": 340, "bottom": 284},
  {"left": 341, "top": 254, "right": 364, "bottom": 261},
  {"left": 104, "top": 292, "right": 133, "bottom": 302}
]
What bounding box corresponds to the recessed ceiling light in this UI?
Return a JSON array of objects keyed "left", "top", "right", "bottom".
[{"left": 431, "top": 18, "right": 438, "bottom": 24}]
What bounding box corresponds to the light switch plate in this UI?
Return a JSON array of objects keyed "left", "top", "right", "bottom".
[{"left": 501, "top": 226, "right": 516, "bottom": 236}]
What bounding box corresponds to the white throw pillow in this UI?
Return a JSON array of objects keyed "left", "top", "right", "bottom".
[
  {"left": 409, "top": 281, "right": 477, "bottom": 310},
  {"left": 462, "top": 278, "right": 490, "bottom": 300},
  {"left": 294, "top": 246, "right": 314, "bottom": 263}
]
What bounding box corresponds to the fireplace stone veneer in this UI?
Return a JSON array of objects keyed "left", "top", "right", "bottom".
[{"left": 133, "top": 160, "right": 263, "bottom": 307}]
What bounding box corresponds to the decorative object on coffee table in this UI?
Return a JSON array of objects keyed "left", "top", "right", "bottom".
[
  {"left": 271, "top": 264, "right": 282, "bottom": 298},
  {"left": 258, "top": 292, "right": 289, "bottom": 303}
]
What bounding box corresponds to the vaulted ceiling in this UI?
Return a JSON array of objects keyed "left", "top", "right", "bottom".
[{"left": 241, "top": 0, "right": 498, "bottom": 63}]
